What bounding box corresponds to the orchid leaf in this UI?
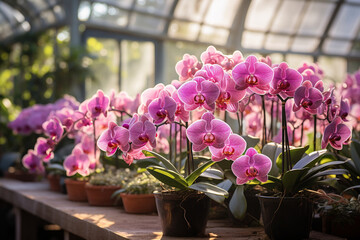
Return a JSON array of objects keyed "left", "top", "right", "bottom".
[
  {"left": 186, "top": 161, "right": 215, "bottom": 186},
  {"left": 135, "top": 158, "right": 160, "bottom": 169},
  {"left": 242, "top": 135, "right": 260, "bottom": 149},
  {"left": 200, "top": 168, "right": 224, "bottom": 180},
  {"left": 292, "top": 150, "right": 327, "bottom": 169},
  {"left": 142, "top": 150, "right": 178, "bottom": 173},
  {"left": 276, "top": 145, "right": 309, "bottom": 171},
  {"left": 262, "top": 142, "right": 282, "bottom": 176},
  {"left": 282, "top": 168, "right": 308, "bottom": 195},
  {"left": 229, "top": 185, "right": 247, "bottom": 220},
  {"left": 146, "top": 166, "right": 188, "bottom": 189},
  {"left": 189, "top": 182, "right": 229, "bottom": 196},
  {"left": 341, "top": 185, "right": 360, "bottom": 195},
  {"left": 350, "top": 140, "right": 360, "bottom": 173},
  {"left": 301, "top": 161, "right": 345, "bottom": 180},
  {"left": 111, "top": 188, "right": 126, "bottom": 199}
]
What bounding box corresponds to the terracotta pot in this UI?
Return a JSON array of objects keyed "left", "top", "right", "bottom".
[
  {"left": 258, "top": 195, "right": 313, "bottom": 240},
  {"left": 85, "top": 184, "right": 122, "bottom": 206},
  {"left": 64, "top": 178, "right": 88, "bottom": 202},
  {"left": 47, "top": 174, "right": 61, "bottom": 192},
  {"left": 154, "top": 191, "right": 210, "bottom": 237},
  {"left": 120, "top": 193, "right": 156, "bottom": 214}
]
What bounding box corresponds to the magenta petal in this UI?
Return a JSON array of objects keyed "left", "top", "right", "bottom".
[
  {"left": 294, "top": 86, "right": 306, "bottom": 106},
  {"left": 252, "top": 154, "right": 272, "bottom": 177},
  {"left": 193, "top": 143, "right": 207, "bottom": 152},
  {"left": 186, "top": 120, "right": 207, "bottom": 145},
  {"left": 210, "top": 119, "right": 231, "bottom": 145},
  {"left": 232, "top": 63, "right": 249, "bottom": 89},
  {"left": 201, "top": 80, "right": 220, "bottom": 105},
  {"left": 148, "top": 98, "right": 163, "bottom": 122},
  {"left": 336, "top": 124, "right": 351, "bottom": 142},
  {"left": 97, "top": 130, "right": 112, "bottom": 152},
  {"left": 245, "top": 148, "right": 258, "bottom": 158},
  {"left": 231, "top": 155, "right": 251, "bottom": 179},
  {"left": 164, "top": 96, "right": 177, "bottom": 120},
  {"left": 178, "top": 81, "right": 198, "bottom": 105},
  {"left": 254, "top": 62, "right": 274, "bottom": 85}
]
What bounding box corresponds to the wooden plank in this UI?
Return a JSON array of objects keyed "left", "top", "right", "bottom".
[{"left": 0, "top": 178, "right": 345, "bottom": 240}]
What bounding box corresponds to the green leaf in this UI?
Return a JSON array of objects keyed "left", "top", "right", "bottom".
[
  {"left": 351, "top": 140, "right": 360, "bottom": 173},
  {"left": 204, "top": 180, "right": 231, "bottom": 204},
  {"left": 341, "top": 185, "right": 360, "bottom": 195},
  {"left": 217, "top": 179, "right": 233, "bottom": 191},
  {"left": 242, "top": 135, "right": 260, "bottom": 149},
  {"left": 305, "top": 169, "right": 348, "bottom": 180},
  {"left": 301, "top": 161, "right": 345, "bottom": 180},
  {"left": 292, "top": 150, "right": 327, "bottom": 169},
  {"left": 142, "top": 150, "right": 179, "bottom": 173},
  {"left": 146, "top": 166, "right": 188, "bottom": 189},
  {"left": 111, "top": 188, "right": 126, "bottom": 199},
  {"left": 189, "top": 182, "right": 229, "bottom": 196},
  {"left": 282, "top": 168, "right": 309, "bottom": 195},
  {"left": 200, "top": 168, "right": 224, "bottom": 179},
  {"left": 262, "top": 142, "right": 282, "bottom": 176},
  {"left": 276, "top": 145, "right": 309, "bottom": 171},
  {"left": 134, "top": 158, "right": 160, "bottom": 169},
  {"left": 186, "top": 161, "right": 215, "bottom": 185},
  {"left": 229, "top": 185, "right": 247, "bottom": 220}
]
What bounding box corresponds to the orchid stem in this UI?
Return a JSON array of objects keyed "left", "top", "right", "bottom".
[
  {"left": 300, "top": 120, "right": 304, "bottom": 147},
  {"left": 169, "top": 123, "right": 173, "bottom": 164},
  {"left": 236, "top": 112, "right": 241, "bottom": 135},
  {"left": 313, "top": 115, "right": 317, "bottom": 151},
  {"left": 261, "top": 95, "right": 267, "bottom": 148},
  {"left": 281, "top": 101, "right": 286, "bottom": 175},
  {"left": 269, "top": 100, "right": 274, "bottom": 140},
  {"left": 92, "top": 119, "right": 97, "bottom": 160},
  {"left": 179, "top": 124, "right": 183, "bottom": 172}
]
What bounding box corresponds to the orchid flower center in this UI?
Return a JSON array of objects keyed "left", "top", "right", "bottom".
[
  {"left": 300, "top": 99, "right": 313, "bottom": 108},
  {"left": 326, "top": 98, "right": 332, "bottom": 105},
  {"left": 64, "top": 118, "right": 73, "bottom": 128},
  {"left": 329, "top": 133, "right": 341, "bottom": 143},
  {"left": 222, "top": 146, "right": 235, "bottom": 156},
  {"left": 175, "top": 103, "right": 182, "bottom": 115},
  {"left": 156, "top": 109, "right": 167, "bottom": 118},
  {"left": 203, "top": 132, "right": 215, "bottom": 143},
  {"left": 246, "top": 75, "right": 258, "bottom": 86},
  {"left": 194, "top": 93, "right": 206, "bottom": 104},
  {"left": 245, "top": 166, "right": 258, "bottom": 177},
  {"left": 72, "top": 164, "right": 79, "bottom": 171},
  {"left": 29, "top": 163, "right": 37, "bottom": 169},
  {"left": 94, "top": 106, "right": 102, "bottom": 113},
  {"left": 107, "top": 140, "right": 119, "bottom": 149},
  {"left": 122, "top": 123, "right": 129, "bottom": 129},
  {"left": 278, "top": 80, "right": 290, "bottom": 90},
  {"left": 138, "top": 133, "right": 149, "bottom": 143},
  {"left": 341, "top": 112, "right": 348, "bottom": 120}
]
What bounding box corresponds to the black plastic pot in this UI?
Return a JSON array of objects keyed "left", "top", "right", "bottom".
[
  {"left": 154, "top": 190, "right": 210, "bottom": 237},
  {"left": 258, "top": 195, "right": 313, "bottom": 240}
]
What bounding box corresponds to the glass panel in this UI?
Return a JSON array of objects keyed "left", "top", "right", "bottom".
[
  {"left": 298, "top": 2, "right": 335, "bottom": 36},
  {"left": 104, "top": 0, "right": 133, "bottom": 9},
  {"left": 168, "top": 20, "right": 200, "bottom": 40},
  {"left": 245, "top": 0, "right": 279, "bottom": 31},
  {"left": 86, "top": 38, "right": 119, "bottom": 97},
  {"left": 204, "top": 0, "right": 241, "bottom": 28},
  {"left": 291, "top": 37, "right": 319, "bottom": 52},
  {"left": 241, "top": 31, "right": 265, "bottom": 49},
  {"left": 121, "top": 40, "right": 154, "bottom": 97},
  {"left": 268, "top": 53, "right": 284, "bottom": 64},
  {"left": 135, "top": 0, "right": 174, "bottom": 16},
  {"left": 285, "top": 54, "right": 314, "bottom": 69},
  {"left": 350, "top": 41, "right": 360, "bottom": 55},
  {"left": 329, "top": 4, "right": 360, "bottom": 39},
  {"left": 271, "top": 0, "right": 305, "bottom": 34},
  {"left": 346, "top": 0, "right": 360, "bottom": 3},
  {"left": 129, "top": 13, "right": 165, "bottom": 33},
  {"left": 91, "top": 3, "right": 128, "bottom": 27},
  {"left": 199, "top": 26, "right": 229, "bottom": 45},
  {"left": 323, "top": 39, "right": 352, "bottom": 55},
  {"left": 265, "top": 34, "right": 290, "bottom": 51},
  {"left": 174, "top": 0, "right": 210, "bottom": 22},
  {"left": 318, "top": 56, "right": 347, "bottom": 83},
  {"left": 78, "top": 1, "right": 91, "bottom": 21}
]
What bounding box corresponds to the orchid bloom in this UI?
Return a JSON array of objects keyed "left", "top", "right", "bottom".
[
  {"left": 209, "top": 134, "right": 246, "bottom": 161},
  {"left": 177, "top": 76, "right": 220, "bottom": 111},
  {"left": 221, "top": 50, "right": 243, "bottom": 71},
  {"left": 42, "top": 116, "right": 64, "bottom": 142},
  {"left": 321, "top": 117, "right": 351, "bottom": 150},
  {"left": 293, "top": 80, "right": 323, "bottom": 114},
  {"left": 339, "top": 98, "right": 350, "bottom": 121},
  {"left": 270, "top": 62, "right": 303, "bottom": 98},
  {"left": 232, "top": 55, "right": 274, "bottom": 95},
  {"left": 231, "top": 148, "right": 272, "bottom": 185},
  {"left": 22, "top": 150, "right": 44, "bottom": 173},
  {"left": 97, "top": 122, "right": 130, "bottom": 156},
  {"left": 186, "top": 112, "right": 231, "bottom": 151},
  {"left": 129, "top": 115, "right": 156, "bottom": 149},
  {"left": 175, "top": 54, "right": 202, "bottom": 81},
  {"left": 195, "top": 64, "right": 225, "bottom": 84},
  {"left": 216, "top": 73, "right": 246, "bottom": 112},
  {"left": 34, "top": 137, "right": 54, "bottom": 162},
  {"left": 172, "top": 90, "right": 190, "bottom": 122},
  {"left": 63, "top": 146, "right": 91, "bottom": 176},
  {"left": 148, "top": 91, "right": 177, "bottom": 124},
  {"left": 200, "top": 46, "right": 225, "bottom": 65},
  {"left": 87, "top": 90, "right": 110, "bottom": 119}
]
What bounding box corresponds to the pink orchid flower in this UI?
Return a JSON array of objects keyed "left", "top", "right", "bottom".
[
  {"left": 293, "top": 80, "right": 323, "bottom": 114},
  {"left": 195, "top": 64, "right": 225, "bottom": 84},
  {"left": 232, "top": 55, "right": 274, "bottom": 95},
  {"left": 339, "top": 98, "right": 350, "bottom": 121},
  {"left": 22, "top": 149, "right": 44, "bottom": 173},
  {"left": 34, "top": 137, "right": 54, "bottom": 162},
  {"left": 200, "top": 46, "right": 225, "bottom": 65},
  {"left": 321, "top": 117, "right": 351, "bottom": 150},
  {"left": 216, "top": 73, "right": 246, "bottom": 112},
  {"left": 129, "top": 115, "right": 156, "bottom": 149},
  {"left": 172, "top": 90, "right": 190, "bottom": 122},
  {"left": 148, "top": 91, "right": 177, "bottom": 124},
  {"left": 87, "top": 90, "right": 110, "bottom": 119},
  {"left": 97, "top": 122, "right": 130, "bottom": 156},
  {"left": 209, "top": 134, "right": 246, "bottom": 161},
  {"left": 63, "top": 146, "right": 91, "bottom": 176},
  {"left": 43, "top": 116, "right": 64, "bottom": 142},
  {"left": 270, "top": 62, "right": 303, "bottom": 98},
  {"left": 231, "top": 148, "right": 272, "bottom": 185},
  {"left": 221, "top": 50, "right": 243, "bottom": 71},
  {"left": 175, "top": 54, "right": 202, "bottom": 81},
  {"left": 186, "top": 112, "right": 231, "bottom": 151},
  {"left": 177, "top": 76, "right": 220, "bottom": 111}
]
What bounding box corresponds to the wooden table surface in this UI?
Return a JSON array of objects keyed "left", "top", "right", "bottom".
[{"left": 0, "top": 178, "right": 344, "bottom": 240}]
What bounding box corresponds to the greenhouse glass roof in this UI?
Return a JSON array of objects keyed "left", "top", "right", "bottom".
[{"left": 1, "top": 0, "right": 360, "bottom": 59}]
